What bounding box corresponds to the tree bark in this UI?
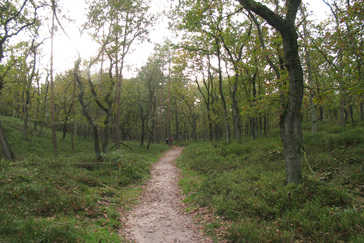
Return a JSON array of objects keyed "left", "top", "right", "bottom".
[
  {"left": 50, "top": 2, "right": 58, "bottom": 155},
  {"left": 195, "top": 71, "right": 214, "bottom": 143},
  {"left": 87, "top": 68, "right": 113, "bottom": 153},
  {"left": 238, "top": 0, "right": 304, "bottom": 184},
  {"left": 74, "top": 58, "right": 101, "bottom": 156},
  {"left": 338, "top": 49, "right": 346, "bottom": 127},
  {"left": 167, "top": 69, "right": 171, "bottom": 143},
  {"left": 174, "top": 102, "right": 180, "bottom": 142},
  {"left": 216, "top": 39, "right": 231, "bottom": 143},
  {"left": 0, "top": 121, "right": 14, "bottom": 161},
  {"left": 349, "top": 104, "right": 354, "bottom": 125},
  {"left": 302, "top": 7, "right": 317, "bottom": 134}
]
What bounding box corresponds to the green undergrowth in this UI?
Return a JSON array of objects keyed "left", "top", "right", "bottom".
[
  {"left": 177, "top": 121, "right": 363, "bottom": 242},
  {"left": 0, "top": 116, "right": 168, "bottom": 242}
]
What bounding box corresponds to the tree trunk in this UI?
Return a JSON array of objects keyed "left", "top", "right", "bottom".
[
  {"left": 264, "top": 114, "right": 269, "bottom": 135},
  {"left": 23, "top": 104, "right": 29, "bottom": 138},
  {"left": 140, "top": 117, "right": 146, "bottom": 146},
  {"left": 302, "top": 8, "right": 317, "bottom": 134},
  {"left": 319, "top": 106, "right": 324, "bottom": 121},
  {"left": 62, "top": 122, "right": 67, "bottom": 139},
  {"left": 115, "top": 61, "right": 121, "bottom": 150},
  {"left": 250, "top": 118, "right": 257, "bottom": 139},
  {"left": 160, "top": 79, "right": 164, "bottom": 144},
  {"left": 74, "top": 58, "right": 101, "bottom": 156},
  {"left": 167, "top": 74, "right": 171, "bottom": 143},
  {"left": 279, "top": 31, "right": 304, "bottom": 185},
  {"left": 232, "top": 101, "right": 241, "bottom": 142},
  {"left": 50, "top": 2, "right": 57, "bottom": 155},
  {"left": 251, "top": 72, "right": 258, "bottom": 139},
  {"left": 349, "top": 104, "right": 354, "bottom": 125},
  {"left": 216, "top": 40, "right": 231, "bottom": 143},
  {"left": 139, "top": 105, "right": 147, "bottom": 147},
  {"left": 259, "top": 116, "right": 263, "bottom": 136},
  {"left": 0, "top": 121, "right": 14, "bottom": 161},
  {"left": 70, "top": 124, "right": 75, "bottom": 152},
  {"left": 174, "top": 107, "right": 179, "bottom": 142},
  {"left": 102, "top": 116, "right": 111, "bottom": 153}
]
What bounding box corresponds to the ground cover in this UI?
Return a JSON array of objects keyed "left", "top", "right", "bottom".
[
  {"left": 0, "top": 116, "right": 168, "bottom": 242},
  {"left": 177, "top": 120, "right": 364, "bottom": 242}
]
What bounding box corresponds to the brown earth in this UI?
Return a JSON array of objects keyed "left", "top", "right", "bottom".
[{"left": 121, "top": 147, "right": 213, "bottom": 243}]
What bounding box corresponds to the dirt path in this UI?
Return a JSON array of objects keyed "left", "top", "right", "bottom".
[{"left": 121, "top": 147, "right": 213, "bottom": 243}]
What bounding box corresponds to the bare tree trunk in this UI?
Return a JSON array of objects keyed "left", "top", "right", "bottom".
[
  {"left": 115, "top": 51, "right": 121, "bottom": 150},
  {"left": 251, "top": 72, "right": 258, "bottom": 139},
  {"left": 40, "top": 76, "right": 49, "bottom": 136},
  {"left": 160, "top": 78, "right": 164, "bottom": 144},
  {"left": 338, "top": 48, "right": 346, "bottom": 127},
  {"left": 70, "top": 124, "right": 74, "bottom": 152},
  {"left": 147, "top": 120, "right": 155, "bottom": 150},
  {"left": 140, "top": 117, "right": 146, "bottom": 146},
  {"left": 167, "top": 68, "right": 171, "bottom": 144},
  {"left": 50, "top": 2, "right": 57, "bottom": 155},
  {"left": 264, "top": 114, "right": 269, "bottom": 135},
  {"left": 349, "top": 104, "right": 354, "bottom": 125},
  {"left": 23, "top": 99, "right": 29, "bottom": 137},
  {"left": 216, "top": 40, "right": 231, "bottom": 143},
  {"left": 302, "top": 7, "right": 317, "bottom": 134},
  {"left": 174, "top": 108, "right": 179, "bottom": 142},
  {"left": 319, "top": 105, "right": 324, "bottom": 121}
]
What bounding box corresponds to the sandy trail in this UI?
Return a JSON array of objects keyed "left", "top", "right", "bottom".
[{"left": 122, "top": 147, "right": 212, "bottom": 243}]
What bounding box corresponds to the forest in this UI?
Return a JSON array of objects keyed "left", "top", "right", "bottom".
[{"left": 0, "top": 0, "right": 363, "bottom": 242}]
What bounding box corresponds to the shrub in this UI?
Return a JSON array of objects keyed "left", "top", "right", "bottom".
[
  {"left": 0, "top": 117, "right": 168, "bottom": 242},
  {"left": 177, "top": 125, "right": 363, "bottom": 242}
]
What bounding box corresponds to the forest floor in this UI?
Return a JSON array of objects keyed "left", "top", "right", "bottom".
[{"left": 120, "top": 147, "right": 213, "bottom": 243}]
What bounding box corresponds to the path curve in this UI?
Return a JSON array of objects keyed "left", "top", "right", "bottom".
[{"left": 122, "top": 147, "right": 212, "bottom": 243}]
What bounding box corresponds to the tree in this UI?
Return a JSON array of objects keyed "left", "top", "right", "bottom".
[
  {"left": 135, "top": 56, "right": 162, "bottom": 149},
  {"left": 322, "top": 0, "right": 364, "bottom": 124},
  {"left": 0, "top": 0, "right": 40, "bottom": 160},
  {"left": 87, "top": 0, "right": 153, "bottom": 150},
  {"left": 74, "top": 56, "right": 102, "bottom": 157},
  {"left": 53, "top": 71, "right": 77, "bottom": 142},
  {"left": 175, "top": 82, "right": 200, "bottom": 141},
  {"left": 219, "top": 14, "right": 253, "bottom": 142},
  {"left": 9, "top": 38, "right": 42, "bottom": 138},
  {"left": 172, "top": 0, "right": 227, "bottom": 142},
  {"left": 237, "top": 0, "right": 304, "bottom": 184},
  {"left": 174, "top": 49, "right": 218, "bottom": 142}
]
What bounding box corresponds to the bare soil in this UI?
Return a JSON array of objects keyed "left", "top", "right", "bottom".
[{"left": 121, "top": 147, "right": 213, "bottom": 243}]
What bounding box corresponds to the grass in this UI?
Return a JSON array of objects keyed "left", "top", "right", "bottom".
[
  {"left": 0, "top": 116, "right": 169, "bottom": 242},
  {"left": 177, "top": 120, "right": 364, "bottom": 242}
]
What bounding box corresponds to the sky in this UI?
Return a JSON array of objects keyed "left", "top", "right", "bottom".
[
  {"left": 48, "top": 0, "right": 173, "bottom": 77},
  {"left": 47, "top": 0, "right": 331, "bottom": 78}
]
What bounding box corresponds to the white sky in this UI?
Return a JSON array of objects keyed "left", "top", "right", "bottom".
[{"left": 46, "top": 0, "right": 330, "bottom": 78}]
